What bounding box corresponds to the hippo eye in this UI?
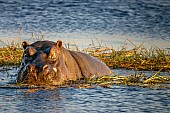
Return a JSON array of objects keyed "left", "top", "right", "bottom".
[
  {"left": 40, "top": 52, "right": 47, "bottom": 59},
  {"left": 27, "top": 56, "right": 33, "bottom": 61}
]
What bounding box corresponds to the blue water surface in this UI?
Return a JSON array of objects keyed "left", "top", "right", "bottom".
[
  {"left": 1, "top": 85, "right": 170, "bottom": 113},
  {"left": 0, "top": 68, "right": 170, "bottom": 113},
  {"left": 0, "top": 0, "right": 169, "bottom": 48}
]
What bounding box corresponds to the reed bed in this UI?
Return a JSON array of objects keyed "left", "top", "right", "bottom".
[
  {"left": 1, "top": 39, "right": 169, "bottom": 71},
  {"left": 0, "top": 48, "right": 23, "bottom": 66},
  {"left": 0, "top": 39, "right": 170, "bottom": 89},
  {"left": 84, "top": 43, "right": 170, "bottom": 72}
]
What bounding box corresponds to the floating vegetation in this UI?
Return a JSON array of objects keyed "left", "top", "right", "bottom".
[
  {"left": 64, "top": 68, "right": 170, "bottom": 89},
  {"left": 1, "top": 70, "right": 170, "bottom": 90}
]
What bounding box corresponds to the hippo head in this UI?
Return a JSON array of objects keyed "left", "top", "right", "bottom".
[{"left": 17, "top": 40, "right": 64, "bottom": 85}]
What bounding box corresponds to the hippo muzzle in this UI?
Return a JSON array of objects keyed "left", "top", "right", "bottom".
[{"left": 17, "top": 63, "right": 58, "bottom": 85}]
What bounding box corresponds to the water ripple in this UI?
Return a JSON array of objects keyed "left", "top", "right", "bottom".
[
  {"left": 0, "top": 0, "right": 169, "bottom": 40},
  {"left": 0, "top": 69, "right": 170, "bottom": 113}
]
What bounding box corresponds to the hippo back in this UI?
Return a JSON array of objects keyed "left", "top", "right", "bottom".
[{"left": 69, "top": 50, "right": 111, "bottom": 78}]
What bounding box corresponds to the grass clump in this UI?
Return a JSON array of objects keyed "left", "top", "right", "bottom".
[
  {"left": 0, "top": 40, "right": 23, "bottom": 66},
  {"left": 84, "top": 41, "right": 170, "bottom": 72}
]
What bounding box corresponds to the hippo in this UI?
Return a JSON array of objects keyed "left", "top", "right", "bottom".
[{"left": 17, "top": 40, "right": 111, "bottom": 85}]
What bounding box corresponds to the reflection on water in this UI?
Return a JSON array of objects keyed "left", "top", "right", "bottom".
[{"left": 0, "top": 68, "right": 170, "bottom": 113}]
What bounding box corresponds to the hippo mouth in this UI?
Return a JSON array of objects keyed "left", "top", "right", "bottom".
[{"left": 17, "top": 64, "right": 59, "bottom": 85}]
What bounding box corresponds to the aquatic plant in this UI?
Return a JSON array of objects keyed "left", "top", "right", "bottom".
[
  {"left": 64, "top": 68, "right": 170, "bottom": 89},
  {"left": 0, "top": 38, "right": 170, "bottom": 89},
  {"left": 0, "top": 40, "right": 23, "bottom": 66},
  {"left": 5, "top": 70, "right": 169, "bottom": 90},
  {"left": 84, "top": 40, "right": 170, "bottom": 72},
  {"left": 0, "top": 38, "right": 170, "bottom": 70}
]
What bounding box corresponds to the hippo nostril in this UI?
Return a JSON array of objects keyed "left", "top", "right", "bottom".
[
  {"left": 42, "top": 64, "right": 48, "bottom": 71},
  {"left": 26, "top": 64, "right": 36, "bottom": 73}
]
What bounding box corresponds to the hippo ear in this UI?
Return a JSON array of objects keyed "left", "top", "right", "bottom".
[
  {"left": 56, "top": 40, "right": 62, "bottom": 48},
  {"left": 27, "top": 47, "right": 37, "bottom": 56},
  {"left": 22, "top": 41, "right": 29, "bottom": 49}
]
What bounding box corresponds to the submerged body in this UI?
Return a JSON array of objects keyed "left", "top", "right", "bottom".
[{"left": 17, "top": 40, "right": 111, "bottom": 85}]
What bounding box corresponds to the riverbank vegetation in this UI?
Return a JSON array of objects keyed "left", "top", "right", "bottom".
[
  {"left": 0, "top": 40, "right": 23, "bottom": 66},
  {"left": 83, "top": 39, "right": 170, "bottom": 72},
  {"left": 0, "top": 39, "right": 170, "bottom": 88},
  {"left": 1, "top": 40, "right": 170, "bottom": 71}
]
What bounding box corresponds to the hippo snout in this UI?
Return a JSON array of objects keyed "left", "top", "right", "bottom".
[
  {"left": 26, "top": 63, "right": 49, "bottom": 74},
  {"left": 17, "top": 63, "right": 54, "bottom": 84}
]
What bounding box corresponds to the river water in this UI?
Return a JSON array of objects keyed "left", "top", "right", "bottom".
[
  {"left": 0, "top": 0, "right": 170, "bottom": 49},
  {"left": 0, "top": 67, "right": 170, "bottom": 113},
  {"left": 0, "top": 0, "right": 170, "bottom": 113}
]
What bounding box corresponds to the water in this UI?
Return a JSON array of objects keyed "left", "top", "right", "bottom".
[
  {"left": 0, "top": 0, "right": 170, "bottom": 112},
  {"left": 0, "top": 0, "right": 170, "bottom": 49},
  {"left": 1, "top": 86, "right": 170, "bottom": 113},
  {"left": 0, "top": 67, "right": 170, "bottom": 113}
]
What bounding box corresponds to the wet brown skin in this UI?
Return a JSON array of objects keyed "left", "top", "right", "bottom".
[{"left": 17, "top": 40, "right": 111, "bottom": 85}]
